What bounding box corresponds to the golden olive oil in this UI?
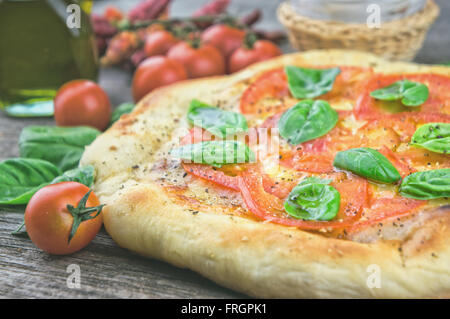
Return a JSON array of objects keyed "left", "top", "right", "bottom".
[{"left": 0, "top": 0, "right": 98, "bottom": 117}]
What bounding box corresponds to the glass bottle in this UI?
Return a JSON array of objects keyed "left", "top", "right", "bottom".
[{"left": 0, "top": 0, "right": 98, "bottom": 117}]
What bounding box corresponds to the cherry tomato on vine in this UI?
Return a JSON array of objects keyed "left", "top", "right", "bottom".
[
  {"left": 201, "top": 24, "right": 245, "bottom": 59},
  {"left": 132, "top": 56, "right": 188, "bottom": 102},
  {"left": 144, "top": 30, "right": 180, "bottom": 57},
  {"left": 167, "top": 41, "right": 226, "bottom": 78},
  {"left": 229, "top": 38, "right": 282, "bottom": 73},
  {"left": 24, "top": 182, "right": 104, "bottom": 255},
  {"left": 54, "top": 80, "right": 112, "bottom": 131}
]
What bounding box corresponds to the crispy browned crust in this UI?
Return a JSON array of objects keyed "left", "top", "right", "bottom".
[{"left": 81, "top": 50, "right": 450, "bottom": 298}]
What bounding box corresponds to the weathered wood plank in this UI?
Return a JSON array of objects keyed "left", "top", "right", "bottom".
[{"left": 1, "top": 0, "right": 449, "bottom": 299}]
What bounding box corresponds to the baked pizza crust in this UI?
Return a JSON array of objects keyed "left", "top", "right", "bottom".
[{"left": 81, "top": 50, "right": 450, "bottom": 298}]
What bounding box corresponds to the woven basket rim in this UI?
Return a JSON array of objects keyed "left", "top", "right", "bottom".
[{"left": 278, "top": 0, "right": 439, "bottom": 36}]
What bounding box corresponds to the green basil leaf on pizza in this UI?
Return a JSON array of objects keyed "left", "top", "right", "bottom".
[
  {"left": 187, "top": 99, "right": 248, "bottom": 138},
  {"left": 170, "top": 140, "right": 255, "bottom": 167},
  {"left": 399, "top": 168, "right": 450, "bottom": 200},
  {"left": 278, "top": 99, "right": 338, "bottom": 145},
  {"left": 410, "top": 123, "right": 450, "bottom": 154},
  {"left": 284, "top": 177, "right": 340, "bottom": 221},
  {"left": 370, "top": 80, "right": 429, "bottom": 107},
  {"left": 333, "top": 148, "right": 401, "bottom": 184},
  {"left": 285, "top": 66, "right": 341, "bottom": 99}
]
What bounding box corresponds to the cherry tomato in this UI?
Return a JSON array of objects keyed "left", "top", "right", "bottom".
[
  {"left": 201, "top": 24, "right": 245, "bottom": 59},
  {"left": 132, "top": 56, "right": 188, "bottom": 102},
  {"left": 54, "top": 80, "right": 112, "bottom": 131},
  {"left": 25, "top": 182, "right": 104, "bottom": 255},
  {"left": 104, "top": 6, "right": 124, "bottom": 22},
  {"left": 167, "top": 41, "right": 226, "bottom": 78},
  {"left": 229, "top": 40, "right": 282, "bottom": 73},
  {"left": 144, "top": 30, "right": 180, "bottom": 57}
]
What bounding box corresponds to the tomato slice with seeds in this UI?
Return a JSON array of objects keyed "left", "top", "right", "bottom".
[
  {"left": 240, "top": 66, "right": 373, "bottom": 116},
  {"left": 240, "top": 68, "right": 290, "bottom": 115},
  {"left": 355, "top": 73, "right": 450, "bottom": 120},
  {"left": 238, "top": 167, "right": 368, "bottom": 230},
  {"left": 346, "top": 197, "right": 426, "bottom": 233},
  {"left": 378, "top": 146, "right": 415, "bottom": 178}
]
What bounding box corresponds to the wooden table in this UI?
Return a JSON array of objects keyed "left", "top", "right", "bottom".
[{"left": 1, "top": 0, "right": 449, "bottom": 298}]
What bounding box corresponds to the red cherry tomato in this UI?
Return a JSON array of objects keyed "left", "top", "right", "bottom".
[
  {"left": 54, "top": 80, "right": 112, "bottom": 131},
  {"left": 132, "top": 56, "right": 188, "bottom": 102},
  {"left": 229, "top": 40, "right": 282, "bottom": 73},
  {"left": 144, "top": 30, "right": 180, "bottom": 57},
  {"left": 167, "top": 42, "right": 226, "bottom": 78},
  {"left": 201, "top": 24, "right": 245, "bottom": 59},
  {"left": 104, "top": 6, "right": 124, "bottom": 22},
  {"left": 25, "top": 182, "right": 104, "bottom": 255}
]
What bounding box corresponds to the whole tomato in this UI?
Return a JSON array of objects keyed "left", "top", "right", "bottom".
[
  {"left": 25, "top": 182, "right": 104, "bottom": 255},
  {"left": 54, "top": 80, "right": 112, "bottom": 131},
  {"left": 201, "top": 24, "right": 245, "bottom": 59},
  {"left": 167, "top": 41, "right": 226, "bottom": 78},
  {"left": 132, "top": 56, "right": 188, "bottom": 102},
  {"left": 144, "top": 30, "right": 179, "bottom": 57},
  {"left": 229, "top": 39, "right": 282, "bottom": 73}
]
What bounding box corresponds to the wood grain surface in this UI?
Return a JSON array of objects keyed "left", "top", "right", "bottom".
[{"left": 1, "top": 0, "right": 449, "bottom": 299}]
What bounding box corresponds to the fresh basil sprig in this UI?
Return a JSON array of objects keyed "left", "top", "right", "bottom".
[
  {"left": 170, "top": 141, "right": 255, "bottom": 167},
  {"left": 284, "top": 177, "right": 340, "bottom": 221},
  {"left": 187, "top": 99, "right": 248, "bottom": 138},
  {"left": 370, "top": 80, "right": 429, "bottom": 107},
  {"left": 411, "top": 123, "right": 450, "bottom": 154},
  {"left": 50, "top": 165, "right": 95, "bottom": 186},
  {"left": 334, "top": 148, "right": 401, "bottom": 184},
  {"left": 278, "top": 99, "right": 338, "bottom": 145},
  {"left": 0, "top": 158, "right": 96, "bottom": 206},
  {"left": 19, "top": 126, "right": 100, "bottom": 171},
  {"left": 285, "top": 66, "right": 341, "bottom": 99},
  {"left": 109, "top": 102, "right": 135, "bottom": 127},
  {"left": 0, "top": 158, "right": 61, "bottom": 205},
  {"left": 400, "top": 169, "right": 450, "bottom": 200}
]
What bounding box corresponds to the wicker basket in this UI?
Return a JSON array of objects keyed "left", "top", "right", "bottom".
[{"left": 277, "top": 0, "right": 439, "bottom": 61}]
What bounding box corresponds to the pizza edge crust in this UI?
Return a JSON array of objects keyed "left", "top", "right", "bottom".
[{"left": 81, "top": 50, "right": 450, "bottom": 298}]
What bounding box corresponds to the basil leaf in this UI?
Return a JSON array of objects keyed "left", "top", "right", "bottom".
[
  {"left": 278, "top": 99, "right": 338, "bottom": 145},
  {"left": 109, "top": 102, "right": 135, "bottom": 127},
  {"left": 400, "top": 169, "right": 450, "bottom": 200},
  {"left": 411, "top": 123, "right": 450, "bottom": 154},
  {"left": 285, "top": 66, "right": 341, "bottom": 99},
  {"left": 333, "top": 148, "right": 401, "bottom": 184},
  {"left": 50, "top": 165, "right": 95, "bottom": 187},
  {"left": 0, "top": 158, "right": 61, "bottom": 205},
  {"left": 187, "top": 99, "right": 248, "bottom": 138},
  {"left": 170, "top": 141, "right": 255, "bottom": 167},
  {"left": 19, "top": 126, "right": 100, "bottom": 171},
  {"left": 284, "top": 177, "right": 340, "bottom": 221},
  {"left": 370, "top": 80, "right": 429, "bottom": 107}
]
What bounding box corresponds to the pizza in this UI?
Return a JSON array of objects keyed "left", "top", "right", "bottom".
[{"left": 81, "top": 50, "right": 450, "bottom": 298}]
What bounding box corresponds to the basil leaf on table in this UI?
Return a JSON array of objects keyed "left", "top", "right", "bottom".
[
  {"left": 170, "top": 141, "right": 255, "bottom": 167},
  {"left": 370, "top": 80, "right": 429, "bottom": 107},
  {"left": 284, "top": 66, "right": 341, "bottom": 99},
  {"left": 284, "top": 177, "right": 340, "bottom": 221},
  {"left": 333, "top": 148, "right": 401, "bottom": 184},
  {"left": 410, "top": 123, "right": 450, "bottom": 154},
  {"left": 0, "top": 158, "right": 61, "bottom": 205},
  {"left": 400, "top": 169, "right": 450, "bottom": 200},
  {"left": 278, "top": 99, "right": 338, "bottom": 145},
  {"left": 50, "top": 165, "right": 95, "bottom": 187},
  {"left": 109, "top": 102, "right": 135, "bottom": 127},
  {"left": 187, "top": 99, "right": 248, "bottom": 138},
  {"left": 19, "top": 126, "right": 100, "bottom": 171}
]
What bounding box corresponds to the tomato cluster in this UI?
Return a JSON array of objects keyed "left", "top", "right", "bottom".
[{"left": 133, "top": 25, "right": 281, "bottom": 103}]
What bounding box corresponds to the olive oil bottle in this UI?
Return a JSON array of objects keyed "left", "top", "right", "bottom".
[{"left": 0, "top": 0, "right": 98, "bottom": 117}]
